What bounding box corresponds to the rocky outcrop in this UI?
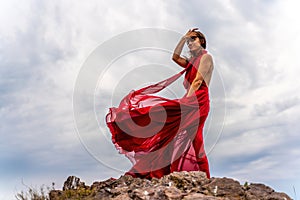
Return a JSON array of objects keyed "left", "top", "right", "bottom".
[{"left": 49, "top": 171, "right": 291, "bottom": 200}]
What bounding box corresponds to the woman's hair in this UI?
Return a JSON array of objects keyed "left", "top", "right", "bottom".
[{"left": 194, "top": 30, "right": 206, "bottom": 49}]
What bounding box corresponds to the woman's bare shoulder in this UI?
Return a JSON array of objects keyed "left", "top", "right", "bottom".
[
  {"left": 201, "top": 53, "right": 214, "bottom": 67},
  {"left": 203, "top": 53, "right": 213, "bottom": 60}
]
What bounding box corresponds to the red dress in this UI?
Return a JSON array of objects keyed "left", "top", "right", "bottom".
[{"left": 106, "top": 52, "right": 210, "bottom": 179}]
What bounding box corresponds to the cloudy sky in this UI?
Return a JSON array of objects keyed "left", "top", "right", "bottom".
[{"left": 1, "top": 0, "right": 300, "bottom": 199}]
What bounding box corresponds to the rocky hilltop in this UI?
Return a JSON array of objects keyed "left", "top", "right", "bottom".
[{"left": 49, "top": 171, "right": 291, "bottom": 200}]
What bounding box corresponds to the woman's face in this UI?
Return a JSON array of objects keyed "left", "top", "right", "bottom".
[{"left": 186, "top": 34, "right": 202, "bottom": 52}]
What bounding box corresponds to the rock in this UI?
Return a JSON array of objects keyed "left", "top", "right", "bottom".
[
  {"left": 202, "top": 177, "right": 245, "bottom": 199},
  {"left": 49, "top": 190, "right": 63, "bottom": 200},
  {"left": 159, "top": 171, "right": 208, "bottom": 191},
  {"left": 244, "top": 183, "right": 291, "bottom": 200},
  {"left": 183, "top": 193, "right": 228, "bottom": 200},
  {"left": 62, "top": 175, "right": 87, "bottom": 191},
  {"left": 164, "top": 186, "right": 184, "bottom": 199},
  {"left": 49, "top": 172, "right": 292, "bottom": 200}
]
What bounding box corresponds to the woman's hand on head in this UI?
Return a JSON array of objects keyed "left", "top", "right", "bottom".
[{"left": 184, "top": 28, "right": 199, "bottom": 39}]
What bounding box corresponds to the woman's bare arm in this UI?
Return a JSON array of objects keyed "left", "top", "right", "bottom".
[
  {"left": 172, "top": 28, "right": 199, "bottom": 68},
  {"left": 172, "top": 37, "right": 188, "bottom": 68}
]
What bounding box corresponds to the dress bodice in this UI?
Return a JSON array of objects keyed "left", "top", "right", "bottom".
[{"left": 183, "top": 51, "right": 208, "bottom": 90}]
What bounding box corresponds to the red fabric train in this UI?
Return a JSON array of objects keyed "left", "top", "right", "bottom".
[{"left": 106, "top": 52, "right": 210, "bottom": 179}]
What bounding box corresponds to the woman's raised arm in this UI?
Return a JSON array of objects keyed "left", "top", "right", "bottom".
[
  {"left": 172, "top": 36, "right": 188, "bottom": 68},
  {"left": 172, "top": 28, "right": 198, "bottom": 68}
]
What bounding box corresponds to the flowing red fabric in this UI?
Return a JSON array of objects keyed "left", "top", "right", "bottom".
[{"left": 106, "top": 52, "right": 210, "bottom": 179}]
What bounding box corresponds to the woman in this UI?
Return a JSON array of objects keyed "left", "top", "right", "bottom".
[{"left": 106, "top": 28, "right": 214, "bottom": 179}]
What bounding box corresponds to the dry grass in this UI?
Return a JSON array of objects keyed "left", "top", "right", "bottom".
[{"left": 15, "top": 182, "right": 55, "bottom": 200}]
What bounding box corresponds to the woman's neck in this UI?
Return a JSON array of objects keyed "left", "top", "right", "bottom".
[{"left": 192, "top": 48, "right": 205, "bottom": 57}]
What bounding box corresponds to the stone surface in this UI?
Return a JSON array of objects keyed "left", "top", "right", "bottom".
[
  {"left": 49, "top": 171, "right": 292, "bottom": 200},
  {"left": 62, "top": 175, "right": 87, "bottom": 191}
]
